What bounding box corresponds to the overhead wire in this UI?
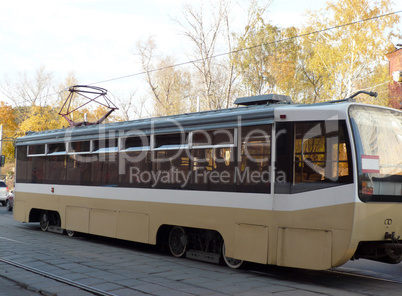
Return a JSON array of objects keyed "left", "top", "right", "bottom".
[
  {"left": 5, "top": 9, "right": 402, "bottom": 103},
  {"left": 88, "top": 9, "right": 402, "bottom": 86}
]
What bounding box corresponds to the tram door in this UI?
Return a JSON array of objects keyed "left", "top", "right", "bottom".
[{"left": 273, "top": 120, "right": 353, "bottom": 269}]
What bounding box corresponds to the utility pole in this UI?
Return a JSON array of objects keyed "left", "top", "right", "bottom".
[{"left": 197, "top": 97, "right": 200, "bottom": 112}]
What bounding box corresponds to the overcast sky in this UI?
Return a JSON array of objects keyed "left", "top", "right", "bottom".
[{"left": 0, "top": 0, "right": 401, "bottom": 106}]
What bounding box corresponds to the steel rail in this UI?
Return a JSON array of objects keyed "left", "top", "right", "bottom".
[
  {"left": 325, "top": 269, "right": 402, "bottom": 284},
  {"left": 0, "top": 256, "right": 118, "bottom": 296}
]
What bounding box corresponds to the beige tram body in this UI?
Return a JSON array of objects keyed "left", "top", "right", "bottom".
[{"left": 13, "top": 95, "right": 402, "bottom": 270}]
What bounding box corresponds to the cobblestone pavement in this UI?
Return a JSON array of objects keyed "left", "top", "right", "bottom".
[{"left": 1, "top": 207, "right": 402, "bottom": 296}]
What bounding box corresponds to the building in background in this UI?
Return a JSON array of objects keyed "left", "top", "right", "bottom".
[{"left": 386, "top": 46, "right": 402, "bottom": 109}]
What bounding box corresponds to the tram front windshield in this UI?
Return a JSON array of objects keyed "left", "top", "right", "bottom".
[{"left": 349, "top": 105, "right": 402, "bottom": 202}]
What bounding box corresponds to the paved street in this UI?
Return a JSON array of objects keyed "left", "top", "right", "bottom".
[
  {"left": 0, "top": 276, "right": 40, "bottom": 296},
  {"left": 1, "top": 206, "right": 402, "bottom": 296}
]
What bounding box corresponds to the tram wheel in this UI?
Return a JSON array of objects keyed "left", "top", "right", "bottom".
[
  {"left": 66, "top": 230, "right": 75, "bottom": 237},
  {"left": 168, "top": 226, "right": 188, "bottom": 258},
  {"left": 222, "top": 242, "right": 244, "bottom": 269},
  {"left": 385, "top": 247, "right": 402, "bottom": 264},
  {"left": 39, "top": 211, "right": 50, "bottom": 232},
  {"left": 5, "top": 200, "right": 12, "bottom": 211}
]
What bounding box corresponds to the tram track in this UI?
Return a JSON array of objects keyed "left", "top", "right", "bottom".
[
  {"left": 325, "top": 268, "right": 402, "bottom": 284},
  {"left": 246, "top": 262, "right": 402, "bottom": 289},
  {"left": 1, "top": 249, "right": 402, "bottom": 296},
  {"left": 0, "top": 256, "right": 120, "bottom": 296},
  {"left": 1, "top": 224, "right": 402, "bottom": 296}
]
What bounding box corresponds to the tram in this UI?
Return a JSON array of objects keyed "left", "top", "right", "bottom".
[{"left": 13, "top": 92, "right": 402, "bottom": 270}]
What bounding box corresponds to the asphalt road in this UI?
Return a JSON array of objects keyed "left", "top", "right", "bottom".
[{"left": 1, "top": 205, "right": 402, "bottom": 296}]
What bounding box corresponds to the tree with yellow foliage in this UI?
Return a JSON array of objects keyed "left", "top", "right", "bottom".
[
  {"left": 76, "top": 106, "right": 124, "bottom": 125},
  {"left": 0, "top": 102, "right": 18, "bottom": 160},
  {"left": 298, "top": 0, "right": 400, "bottom": 103},
  {"left": 233, "top": 0, "right": 400, "bottom": 105},
  {"left": 233, "top": 4, "right": 299, "bottom": 97},
  {"left": 17, "top": 105, "right": 64, "bottom": 137}
]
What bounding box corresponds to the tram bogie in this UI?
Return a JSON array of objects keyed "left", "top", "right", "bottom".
[
  {"left": 353, "top": 241, "right": 402, "bottom": 264},
  {"left": 165, "top": 226, "right": 223, "bottom": 262}
]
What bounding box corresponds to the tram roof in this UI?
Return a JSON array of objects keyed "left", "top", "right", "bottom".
[{"left": 16, "top": 99, "right": 355, "bottom": 146}]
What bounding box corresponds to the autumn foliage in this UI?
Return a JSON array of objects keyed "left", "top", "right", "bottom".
[{"left": 0, "top": 0, "right": 401, "bottom": 165}]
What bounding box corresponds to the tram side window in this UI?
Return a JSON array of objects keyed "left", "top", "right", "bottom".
[
  {"left": 293, "top": 120, "right": 352, "bottom": 191},
  {"left": 275, "top": 120, "right": 353, "bottom": 194},
  {"left": 294, "top": 122, "right": 326, "bottom": 183},
  {"left": 26, "top": 144, "right": 47, "bottom": 183},
  {"left": 46, "top": 155, "right": 67, "bottom": 184},
  {"left": 155, "top": 133, "right": 188, "bottom": 149},
  {"left": 45, "top": 143, "right": 67, "bottom": 184},
  {"left": 192, "top": 129, "right": 234, "bottom": 147},
  {"left": 153, "top": 149, "right": 190, "bottom": 189},
  {"left": 29, "top": 156, "right": 46, "bottom": 183},
  {"left": 120, "top": 151, "right": 151, "bottom": 187},
  {"left": 120, "top": 135, "right": 151, "bottom": 187},
  {"left": 69, "top": 141, "right": 91, "bottom": 153},
  {"left": 275, "top": 123, "right": 293, "bottom": 194},
  {"left": 93, "top": 138, "right": 118, "bottom": 153},
  {"left": 191, "top": 129, "right": 235, "bottom": 191},
  {"left": 16, "top": 146, "right": 29, "bottom": 182},
  {"left": 100, "top": 153, "right": 119, "bottom": 186},
  {"left": 66, "top": 140, "right": 93, "bottom": 185},
  {"left": 124, "top": 135, "right": 151, "bottom": 150},
  {"left": 67, "top": 154, "right": 93, "bottom": 185},
  {"left": 28, "top": 144, "right": 46, "bottom": 155},
  {"left": 88, "top": 138, "right": 119, "bottom": 185},
  {"left": 48, "top": 143, "right": 66, "bottom": 154},
  {"left": 238, "top": 125, "right": 271, "bottom": 193},
  {"left": 153, "top": 133, "right": 190, "bottom": 189},
  {"left": 88, "top": 152, "right": 119, "bottom": 186}
]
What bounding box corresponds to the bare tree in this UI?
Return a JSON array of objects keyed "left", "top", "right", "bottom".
[
  {"left": 56, "top": 71, "right": 80, "bottom": 109},
  {"left": 1, "top": 66, "right": 55, "bottom": 107},
  {"left": 176, "top": 0, "right": 240, "bottom": 110},
  {"left": 131, "top": 95, "right": 150, "bottom": 119},
  {"left": 1, "top": 66, "right": 58, "bottom": 128},
  {"left": 136, "top": 37, "right": 194, "bottom": 116},
  {"left": 114, "top": 90, "right": 150, "bottom": 120}
]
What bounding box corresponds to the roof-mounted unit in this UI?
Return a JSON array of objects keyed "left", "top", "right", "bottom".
[{"left": 234, "top": 94, "right": 292, "bottom": 106}]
